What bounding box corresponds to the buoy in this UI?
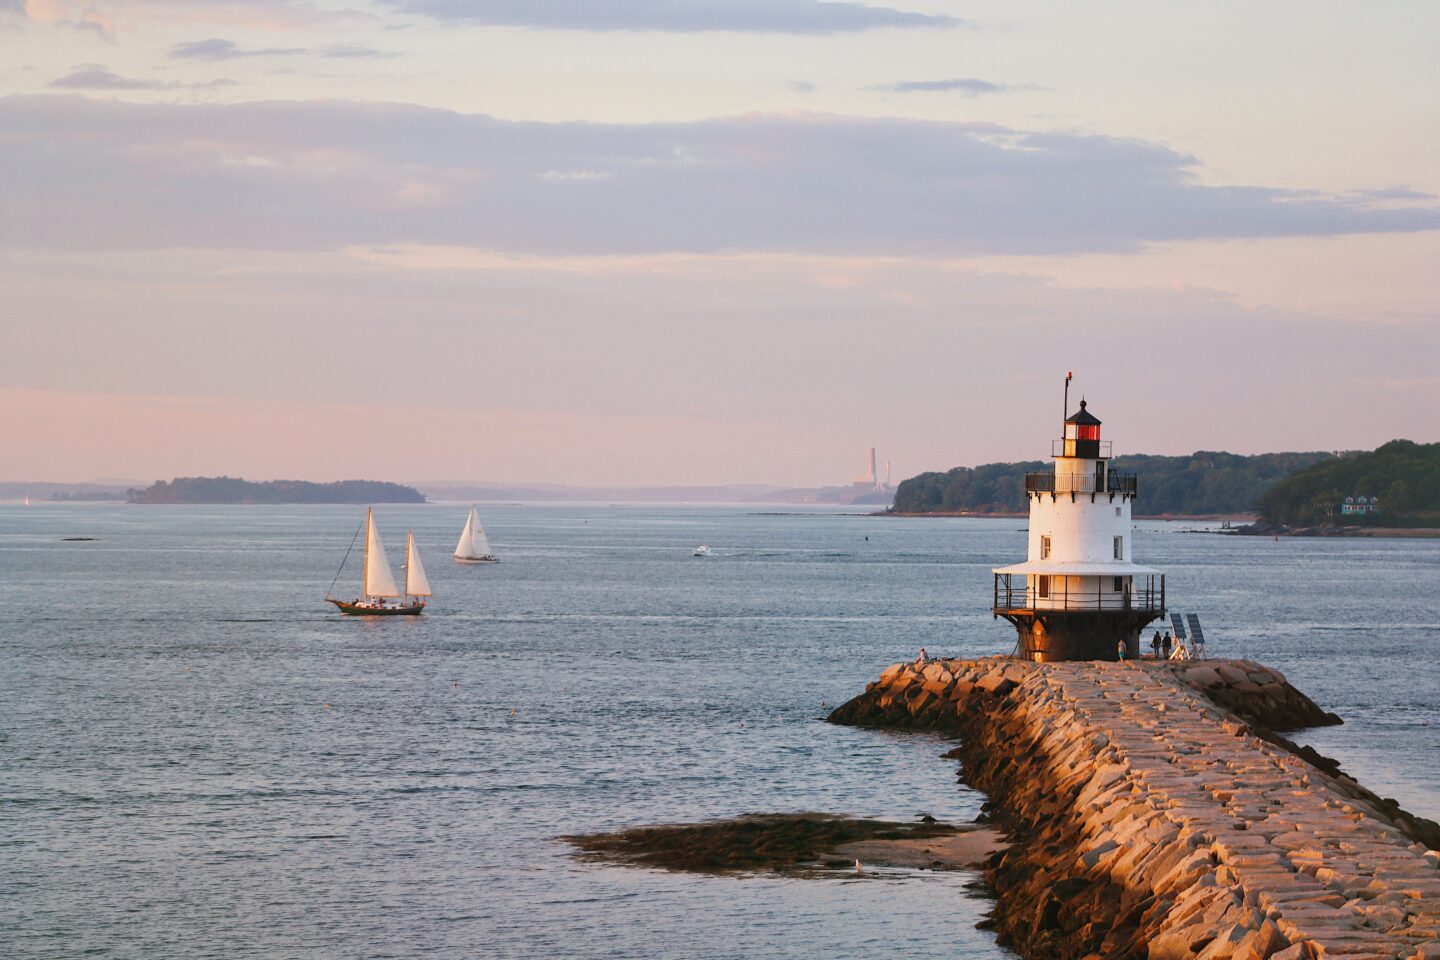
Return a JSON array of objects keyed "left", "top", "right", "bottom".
[{"left": 509, "top": 707, "right": 517, "bottom": 717}]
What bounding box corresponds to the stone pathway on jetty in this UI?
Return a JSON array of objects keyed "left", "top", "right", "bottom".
[{"left": 831, "top": 659, "right": 1440, "bottom": 960}]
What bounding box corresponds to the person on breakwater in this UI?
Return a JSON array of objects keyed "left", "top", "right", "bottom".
[
  {"left": 1162, "top": 632, "right": 1173, "bottom": 659},
  {"left": 1116, "top": 639, "right": 1126, "bottom": 660},
  {"left": 1151, "top": 631, "right": 1162, "bottom": 658}
]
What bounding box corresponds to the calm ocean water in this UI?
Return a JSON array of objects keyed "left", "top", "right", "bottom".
[{"left": 3, "top": 503, "right": 1437, "bottom": 959}]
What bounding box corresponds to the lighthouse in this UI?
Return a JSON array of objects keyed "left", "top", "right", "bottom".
[{"left": 992, "top": 393, "right": 1165, "bottom": 661}]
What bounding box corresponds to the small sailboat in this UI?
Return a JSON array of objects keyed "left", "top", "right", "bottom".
[
  {"left": 454, "top": 507, "right": 498, "bottom": 563},
  {"left": 326, "top": 507, "right": 430, "bottom": 615},
  {"left": 693, "top": 545, "right": 711, "bottom": 557},
  {"left": 23, "top": 495, "right": 31, "bottom": 506}
]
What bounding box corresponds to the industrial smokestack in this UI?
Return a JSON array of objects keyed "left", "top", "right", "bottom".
[{"left": 869, "top": 447, "right": 877, "bottom": 484}]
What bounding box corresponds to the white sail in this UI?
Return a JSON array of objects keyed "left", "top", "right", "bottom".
[
  {"left": 455, "top": 508, "right": 477, "bottom": 558},
  {"left": 405, "top": 532, "right": 432, "bottom": 597},
  {"left": 471, "top": 517, "right": 494, "bottom": 558},
  {"left": 455, "top": 507, "right": 495, "bottom": 560},
  {"left": 364, "top": 509, "right": 402, "bottom": 597}
]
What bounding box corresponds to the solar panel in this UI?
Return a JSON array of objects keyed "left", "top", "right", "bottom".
[
  {"left": 1186, "top": 614, "right": 1205, "bottom": 644},
  {"left": 1170, "top": 613, "right": 1187, "bottom": 639}
]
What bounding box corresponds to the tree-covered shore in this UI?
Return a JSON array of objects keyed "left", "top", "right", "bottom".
[
  {"left": 891, "top": 451, "right": 1335, "bottom": 517},
  {"left": 128, "top": 477, "right": 426, "bottom": 504},
  {"left": 1255, "top": 440, "right": 1440, "bottom": 528}
]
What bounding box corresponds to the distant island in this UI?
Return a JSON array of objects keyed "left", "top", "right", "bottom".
[
  {"left": 128, "top": 477, "right": 426, "bottom": 504},
  {"left": 891, "top": 450, "right": 1338, "bottom": 517},
  {"left": 49, "top": 490, "right": 127, "bottom": 502},
  {"left": 1253, "top": 439, "right": 1439, "bottom": 530}
]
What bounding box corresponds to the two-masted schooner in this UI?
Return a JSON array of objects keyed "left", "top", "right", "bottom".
[
  {"left": 454, "top": 507, "right": 498, "bottom": 563},
  {"left": 326, "top": 507, "right": 431, "bottom": 615}
]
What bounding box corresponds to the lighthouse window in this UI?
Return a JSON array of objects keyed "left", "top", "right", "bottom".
[
  {"left": 1115, "top": 507, "right": 1122, "bottom": 517},
  {"left": 1037, "top": 576, "right": 1050, "bottom": 598},
  {"left": 1077, "top": 425, "right": 1100, "bottom": 441},
  {"left": 1040, "top": 535, "right": 1051, "bottom": 559},
  {"left": 1113, "top": 577, "right": 1124, "bottom": 592},
  {"left": 1113, "top": 536, "right": 1124, "bottom": 560}
]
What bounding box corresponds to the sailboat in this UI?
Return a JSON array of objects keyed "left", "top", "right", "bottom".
[
  {"left": 326, "top": 508, "right": 431, "bottom": 615},
  {"left": 454, "top": 507, "right": 498, "bottom": 564}
]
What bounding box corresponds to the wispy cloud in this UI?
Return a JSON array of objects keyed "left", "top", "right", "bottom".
[
  {"left": 48, "top": 64, "right": 164, "bottom": 90},
  {"left": 876, "top": 77, "right": 1018, "bottom": 94},
  {"left": 47, "top": 64, "right": 236, "bottom": 90},
  {"left": 170, "top": 37, "right": 394, "bottom": 61},
  {"left": 1353, "top": 186, "right": 1435, "bottom": 202},
  {"left": 3, "top": 96, "right": 1437, "bottom": 257},
  {"left": 388, "top": 0, "right": 962, "bottom": 33}
]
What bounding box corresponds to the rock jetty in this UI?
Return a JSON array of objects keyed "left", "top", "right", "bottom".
[{"left": 830, "top": 658, "right": 1440, "bottom": 960}]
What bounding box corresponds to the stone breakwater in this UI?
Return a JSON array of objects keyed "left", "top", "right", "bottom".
[{"left": 830, "top": 658, "right": 1440, "bottom": 960}]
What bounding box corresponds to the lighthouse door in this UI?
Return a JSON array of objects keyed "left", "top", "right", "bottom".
[{"left": 1094, "top": 460, "right": 1105, "bottom": 492}]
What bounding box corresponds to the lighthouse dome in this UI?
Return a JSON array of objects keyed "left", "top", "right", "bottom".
[{"left": 1065, "top": 399, "right": 1101, "bottom": 427}]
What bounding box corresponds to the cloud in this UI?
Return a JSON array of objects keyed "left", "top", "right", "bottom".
[
  {"left": 48, "top": 64, "right": 163, "bottom": 89},
  {"left": 878, "top": 77, "right": 1015, "bottom": 94},
  {"left": 1354, "top": 186, "right": 1435, "bottom": 202},
  {"left": 2, "top": 96, "right": 1437, "bottom": 257},
  {"left": 388, "top": 0, "right": 961, "bottom": 33},
  {"left": 47, "top": 63, "right": 238, "bottom": 90},
  {"left": 169, "top": 37, "right": 393, "bottom": 60},
  {"left": 320, "top": 42, "right": 396, "bottom": 59}
]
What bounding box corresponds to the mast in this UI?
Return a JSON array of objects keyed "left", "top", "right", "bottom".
[
  {"left": 364, "top": 507, "right": 372, "bottom": 598},
  {"left": 403, "top": 530, "right": 411, "bottom": 600}
]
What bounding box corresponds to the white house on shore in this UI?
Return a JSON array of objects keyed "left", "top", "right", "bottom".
[{"left": 1340, "top": 496, "right": 1381, "bottom": 516}]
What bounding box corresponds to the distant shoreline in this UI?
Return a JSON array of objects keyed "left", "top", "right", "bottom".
[
  {"left": 1231, "top": 525, "right": 1440, "bottom": 539},
  {"left": 880, "top": 511, "right": 1256, "bottom": 521}
]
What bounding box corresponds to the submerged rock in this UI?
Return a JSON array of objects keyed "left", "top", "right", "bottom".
[{"left": 563, "top": 813, "right": 963, "bottom": 874}]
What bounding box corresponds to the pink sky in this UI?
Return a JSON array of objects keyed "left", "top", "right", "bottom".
[{"left": 1, "top": 1, "right": 1436, "bottom": 486}]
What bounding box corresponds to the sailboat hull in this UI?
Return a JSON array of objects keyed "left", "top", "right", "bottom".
[
  {"left": 328, "top": 598, "right": 425, "bottom": 616},
  {"left": 454, "top": 556, "right": 499, "bottom": 564}
]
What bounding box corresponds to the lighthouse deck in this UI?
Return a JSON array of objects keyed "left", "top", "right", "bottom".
[
  {"left": 829, "top": 658, "right": 1440, "bottom": 960},
  {"left": 993, "top": 571, "right": 1165, "bottom": 614},
  {"left": 1025, "top": 470, "right": 1138, "bottom": 496}
]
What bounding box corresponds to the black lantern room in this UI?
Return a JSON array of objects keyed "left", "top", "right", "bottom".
[{"left": 1062, "top": 400, "right": 1103, "bottom": 459}]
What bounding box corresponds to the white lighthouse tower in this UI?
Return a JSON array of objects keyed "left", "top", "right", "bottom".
[{"left": 992, "top": 392, "right": 1165, "bottom": 661}]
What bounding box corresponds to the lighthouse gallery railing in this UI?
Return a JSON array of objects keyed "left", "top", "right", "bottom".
[
  {"left": 993, "top": 573, "right": 1165, "bottom": 613},
  {"left": 1024, "top": 472, "right": 1137, "bottom": 496}
]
